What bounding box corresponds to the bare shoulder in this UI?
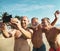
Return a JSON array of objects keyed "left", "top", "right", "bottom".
[
  {"left": 54, "top": 27, "right": 60, "bottom": 30},
  {"left": 27, "top": 28, "right": 33, "bottom": 34},
  {"left": 53, "top": 27, "right": 60, "bottom": 32}
]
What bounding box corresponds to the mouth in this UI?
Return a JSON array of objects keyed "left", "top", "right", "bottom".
[{"left": 21, "top": 23, "right": 26, "bottom": 26}]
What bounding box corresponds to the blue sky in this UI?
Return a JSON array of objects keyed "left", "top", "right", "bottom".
[{"left": 0, "top": 0, "right": 60, "bottom": 24}]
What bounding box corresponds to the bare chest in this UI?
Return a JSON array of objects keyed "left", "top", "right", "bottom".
[{"left": 46, "top": 29, "right": 58, "bottom": 41}]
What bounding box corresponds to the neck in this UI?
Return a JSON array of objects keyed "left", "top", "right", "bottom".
[{"left": 22, "top": 26, "right": 27, "bottom": 29}]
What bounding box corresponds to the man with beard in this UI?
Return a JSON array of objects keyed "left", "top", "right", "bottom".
[{"left": 31, "top": 10, "right": 59, "bottom": 51}]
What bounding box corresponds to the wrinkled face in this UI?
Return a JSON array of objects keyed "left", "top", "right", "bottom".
[
  {"left": 31, "top": 18, "right": 38, "bottom": 26},
  {"left": 21, "top": 17, "right": 29, "bottom": 28},
  {"left": 41, "top": 19, "right": 49, "bottom": 29}
]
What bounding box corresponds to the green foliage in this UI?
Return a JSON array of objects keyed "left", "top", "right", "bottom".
[{"left": 2, "top": 12, "right": 9, "bottom": 17}]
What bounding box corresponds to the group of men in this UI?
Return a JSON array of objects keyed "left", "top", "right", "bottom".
[{"left": 0, "top": 10, "right": 60, "bottom": 51}]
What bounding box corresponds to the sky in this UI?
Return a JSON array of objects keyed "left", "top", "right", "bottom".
[{"left": 0, "top": 0, "right": 60, "bottom": 24}]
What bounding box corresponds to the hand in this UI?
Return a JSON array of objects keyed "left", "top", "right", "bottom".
[
  {"left": 0, "top": 22, "right": 5, "bottom": 31},
  {"left": 54, "top": 10, "right": 60, "bottom": 18},
  {"left": 11, "top": 18, "right": 21, "bottom": 28}
]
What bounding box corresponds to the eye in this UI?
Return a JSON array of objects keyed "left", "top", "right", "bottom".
[{"left": 24, "top": 20, "right": 26, "bottom": 21}]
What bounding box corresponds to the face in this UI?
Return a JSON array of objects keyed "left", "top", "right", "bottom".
[
  {"left": 31, "top": 18, "right": 38, "bottom": 26},
  {"left": 41, "top": 19, "right": 49, "bottom": 29},
  {"left": 21, "top": 16, "right": 29, "bottom": 28}
]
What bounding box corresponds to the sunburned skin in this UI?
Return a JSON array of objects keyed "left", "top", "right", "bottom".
[
  {"left": 42, "top": 22, "right": 60, "bottom": 49},
  {"left": 45, "top": 27, "right": 60, "bottom": 49},
  {"left": 31, "top": 24, "right": 43, "bottom": 48},
  {"left": 41, "top": 10, "right": 60, "bottom": 50}
]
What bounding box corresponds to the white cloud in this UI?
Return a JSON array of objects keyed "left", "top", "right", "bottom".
[{"left": 1, "top": 4, "right": 55, "bottom": 13}]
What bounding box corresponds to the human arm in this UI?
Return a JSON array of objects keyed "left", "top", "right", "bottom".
[
  {"left": 11, "top": 18, "right": 33, "bottom": 39},
  {"left": 2, "top": 24, "right": 16, "bottom": 38},
  {"left": 51, "top": 10, "right": 60, "bottom": 26},
  {"left": 2, "top": 24, "right": 12, "bottom": 38},
  {"left": 17, "top": 25, "right": 33, "bottom": 39}
]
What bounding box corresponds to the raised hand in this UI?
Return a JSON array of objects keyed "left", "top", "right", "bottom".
[
  {"left": 10, "top": 18, "right": 21, "bottom": 29},
  {"left": 54, "top": 10, "right": 60, "bottom": 18}
]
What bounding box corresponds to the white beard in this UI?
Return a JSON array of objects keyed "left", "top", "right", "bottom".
[{"left": 31, "top": 23, "right": 39, "bottom": 28}]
